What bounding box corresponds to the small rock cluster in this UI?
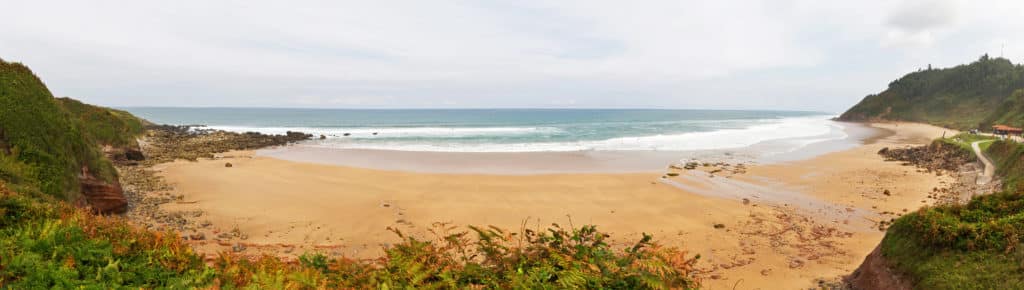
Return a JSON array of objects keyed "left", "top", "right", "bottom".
[{"left": 665, "top": 160, "right": 749, "bottom": 178}]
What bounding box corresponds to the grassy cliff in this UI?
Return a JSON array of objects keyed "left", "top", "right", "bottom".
[
  {"left": 55, "top": 97, "right": 146, "bottom": 148},
  {"left": 839, "top": 55, "right": 1024, "bottom": 130},
  {"left": 0, "top": 59, "right": 121, "bottom": 199}
]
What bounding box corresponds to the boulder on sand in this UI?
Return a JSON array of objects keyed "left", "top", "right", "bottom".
[{"left": 124, "top": 148, "right": 145, "bottom": 161}]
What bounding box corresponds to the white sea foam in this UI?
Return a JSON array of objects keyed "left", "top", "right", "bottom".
[
  {"left": 206, "top": 115, "right": 842, "bottom": 153},
  {"left": 205, "top": 125, "right": 560, "bottom": 138}
]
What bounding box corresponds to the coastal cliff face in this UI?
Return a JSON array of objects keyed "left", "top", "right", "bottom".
[
  {"left": 78, "top": 167, "right": 128, "bottom": 213},
  {"left": 0, "top": 58, "right": 138, "bottom": 213},
  {"left": 839, "top": 56, "right": 1024, "bottom": 130}
]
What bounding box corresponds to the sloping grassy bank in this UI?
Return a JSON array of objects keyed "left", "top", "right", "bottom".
[
  {"left": 0, "top": 58, "right": 701, "bottom": 288},
  {"left": 55, "top": 97, "right": 146, "bottom": 148},
  {"left": 875, "top": 139, "right": 1024, "bottom": 289}
]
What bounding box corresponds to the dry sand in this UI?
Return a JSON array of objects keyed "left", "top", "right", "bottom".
[{"left": 154, "top": 122, "right": 954, "bottom": 289}]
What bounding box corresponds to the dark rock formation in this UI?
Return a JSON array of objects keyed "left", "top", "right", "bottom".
[
  {"left": 879, "top": 141, "right": 975, "bottom": 172},
  {"left": 124, "top": 148, "right": 145, "bottom": 161},
  {"left": 141, "top": 125, "right": 311, "bottom": 164}
]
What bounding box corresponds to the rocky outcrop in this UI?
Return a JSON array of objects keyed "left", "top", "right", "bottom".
[
  {"left": 140, "top": 125, "right": 311, "bottom": 164},
  {"left": 79, "top": 167, "right": 127, "bottom": 214},
  {"left": 845, "top": 245, "right": 912, "bottom": 290},
  {"left": 879, "top": 141, "right": 975, "bottom": 173}
]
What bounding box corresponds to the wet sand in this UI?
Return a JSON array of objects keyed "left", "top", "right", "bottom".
[{"left": 154, "top": 122, "right": 953, "bottom": 289}]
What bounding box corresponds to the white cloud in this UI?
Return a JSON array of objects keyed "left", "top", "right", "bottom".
[
  {"left": 1, "top": 0, "right": 1023, "bottom": 111},
  {"left": 881, "top": 0, "right": 961, "bottom": 47}
]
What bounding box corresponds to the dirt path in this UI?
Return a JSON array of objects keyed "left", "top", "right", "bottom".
[{"left": 972, "top": 140, "right": 995, "bottom": 185}]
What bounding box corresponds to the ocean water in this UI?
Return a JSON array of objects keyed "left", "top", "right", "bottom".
[{"left": 123, "top": 108, "right": 841, "bottom": 153}]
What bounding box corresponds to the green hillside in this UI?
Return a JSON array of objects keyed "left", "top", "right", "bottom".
[
  {"left": 839, "top": 55, "right": 1024, "bottom": 130},
  {"left": 55, "top": 97, "right": 146, "bottom": 148},
  {"left": 0, "top": 59, "right": 120, "bottom": 198}
]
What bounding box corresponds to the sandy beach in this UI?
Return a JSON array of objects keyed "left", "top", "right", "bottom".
[{"left": 152, "top": 122, "right": 953, "bottom": 289}]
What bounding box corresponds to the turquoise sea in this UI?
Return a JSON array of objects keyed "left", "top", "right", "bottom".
[{"left": 123, "top": 108, "right": 839, "bottom": 152}]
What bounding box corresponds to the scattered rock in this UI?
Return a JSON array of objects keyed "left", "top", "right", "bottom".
[
  {"left": 320, "top": 134, "right": 327, "bottom": 139},
  {"left": 225, "top": 162, "right": 233, "bottom": 168},
  {"left": 713, "top": 223, "right": 726, "bottom": 229},
  {"left": 232, "top": 243, "right": 247, "bottom": 252},
  {"left": 189, "top": 232, "right": 206, "bottom": 240},
  {"left": 789, "top": 258, "right": 805, "bottom": 269},
  {"left": 882, "top": 189, "right": 891, "bottom": 196}
]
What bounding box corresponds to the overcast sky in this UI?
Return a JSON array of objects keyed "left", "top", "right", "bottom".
[{"left": 2, "top": 0, "right": 1023, "bottom": 112}]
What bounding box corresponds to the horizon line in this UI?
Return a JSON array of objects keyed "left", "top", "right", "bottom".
[{"left": 114, "top": 105, "right": 835, "bottom": 114}]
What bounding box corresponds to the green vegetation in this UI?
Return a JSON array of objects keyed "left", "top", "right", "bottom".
[
  {"left": 939, "top": 133, "right": 997, "bottom": 152},
  {"left": 1, "top": 181, "right": 700, "bottom": 288},
  {"left": 840, "top": 55, "right": 1024, "bottom": 130},
  {"left": 986, "top": 140, "right": 1024, "bottom": 193},
  {"left": 0, "top": 58, "right": 701, "bottom": 288},
  {"left": 0, "top": 59, "right": 117, "bottom": 199},
  {"left": 0, "top": 184, "right": 214, "bottom": 288},
  {"left": 845, "top": 56, "right": 1024, "bottom": 289},
  {"left": 880, "top": 222, "right": 1024, "bottom": 289},
  {"left": 55, "top": 97, "right": 146, "bottom": 148},
  {"left": 879, "top": 139, "right": 1024, "bottom": 289}
]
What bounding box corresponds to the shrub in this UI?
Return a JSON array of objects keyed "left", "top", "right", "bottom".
[{"left": 0, "top": 182, "right": 701, "bottom": 289}]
